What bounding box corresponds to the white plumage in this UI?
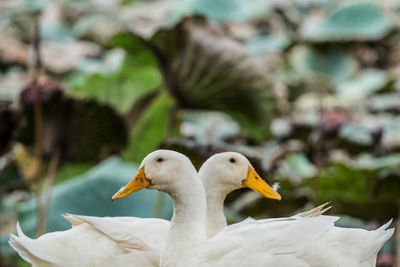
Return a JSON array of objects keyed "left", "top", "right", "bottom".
[
  {"left": 195, "top": 217, "right": 393, "bottom": 267},
  {"left": 112, "top": 150, "right": 394, "bottom": 267},
  {"left": 10, "top": 218, "right": 168, "bottom": 267},
  {"left": 9, "top": 150, "right": 393, "bottom": 267}
]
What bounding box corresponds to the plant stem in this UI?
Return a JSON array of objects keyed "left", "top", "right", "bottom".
[
  {"left": 165, "top": 103, "right": 177, "bottom": 139},
  {"left": 396, "top": 204, "right": 400, "bottom": 267},
  {"left": 125, "top": 90, "right": 159, "bottom": 130},
  {"left": 32, "top": 13, "right": 45, "bottom": 237},
  {"left": 32, "top": 13, "right": 43, "bottom": 160},
  {"left": 37, "top": 150, "right": 61, "bottom": 236},
  {"left": 310, "top": 75, "right": 326, "bottom": 204}
]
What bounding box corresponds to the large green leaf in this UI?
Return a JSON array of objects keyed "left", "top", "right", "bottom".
[
  {"left": 184, "top": 0, "right": 271, "bottom": 22},
  {"left": 316, "top": 164, "right": 374, "bottom": 203},
  {"left": 368, "top": 93, "right": 400, "bottom": 113},
  {"left": 338, "top": 115, "right": 400, "bottom": 153},
  {"left": 315, "top": 162, "right": 399, "bottom": 219},
  {"left": 339, "top": 124, "right": 373, "bottom": 146},
  {"left": 300, "top": 2, "right": 391, "bottom": 42},
  {"left": 54, "top": 163, "right": 94, "bottom": 184},
  {"left": 245, "top": 35, "right": 290, "bottom": 55},
  {"left": 142, "top": 16, "right": 277, "bottom": 139},
  {"left": 355, "top": 153, "right": 400, "bottom": 170},
  {"left": 68, "top": 34, "right": 162, "bottom": 114},
  {"left": 181, "top": 110, "right": 239, "bottom": 145},
  {"left": 336, "top": 69, "right": 392, "bottom": 97},
  {"left": 18, "top": 96, "right": 128, "bottom": 162},
  {"left": 1, "top": 157, "right": 173, "bottom": 255},
  {"left": 277, "top": 153, "right": 316, "bottom": 184},
  {"left": 123, "top": 94, "right": 174, "bottom": 163},
  {"left": 290, "top": 45, "right": 358, "bottom": 83}
]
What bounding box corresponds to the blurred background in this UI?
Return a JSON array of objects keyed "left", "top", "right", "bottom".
[{"left": 0, "top": 0, "right": 399, "bottom": 266}]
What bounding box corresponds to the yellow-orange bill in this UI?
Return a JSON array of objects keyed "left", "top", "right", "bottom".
[
  {"left": 243, "top": 166, "right": 281, "bottom": 200},
  {"left": 112, "top": 166, "right": 151, "bottom": 201}
]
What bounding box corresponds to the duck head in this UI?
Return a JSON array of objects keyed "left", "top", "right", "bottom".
[
  {"left": 199, "top": 152, "right": 281, "bottom": 200},
  {"left": 112, "top": 150, "right": 197, "bottom": 200}
]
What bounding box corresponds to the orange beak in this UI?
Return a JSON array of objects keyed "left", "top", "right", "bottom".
[
  {"left": 112, "top": 166, "right": 151, "bottom": 201},
  {"left": 242, "top": 166, "right": 281, "bottom": 200}
]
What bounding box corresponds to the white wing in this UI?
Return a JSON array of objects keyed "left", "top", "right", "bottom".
[
  {"left": 63, "top": 214, "right": 169, "bottom": 251},
  {"left": 195, "top": 216, "right": 393, "bottom": 267},
  {"left": 304, "top": 219, "right": 394, "bottom": 267},
  {"left": 9, "top": 216, "right": 170, "bottom": 267}
]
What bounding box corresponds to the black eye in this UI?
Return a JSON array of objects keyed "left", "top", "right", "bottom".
[
  {"left": 157, "top": 157, "right": 164, "bottom": 162},
  {"left": 229, "top": 158, "right": 236, "bottom": 163}
]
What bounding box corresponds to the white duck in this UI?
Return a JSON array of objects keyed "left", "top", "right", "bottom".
[
  {"left": 8, "top": 151, "right": 282, "bottom": 266},
  {"left": 10, "top": 150, "right": 393, "bottom": 266},
  {"left": 199, "top": 152, "right": 325, "bottom": 238},
  {"left": 112, "top": 150, "right": 394, "bottom": 267}
]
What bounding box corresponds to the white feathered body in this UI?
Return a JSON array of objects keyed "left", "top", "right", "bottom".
[
  {"left": 9, "top": 210, "right": 393, "bottom": 267},
  {"left": 193, "top": 216, "right": 393, "bottom": 267},
  {"left": 9, "top": 216, "right": 169, "bottom": 267}
]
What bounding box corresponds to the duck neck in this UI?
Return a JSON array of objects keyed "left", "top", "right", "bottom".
[
  {"left": 205, "top": 188, "right": 228, "bottom": 238},
  {"left": 161, "top": 178, "right": 207, "bottom": 267}
]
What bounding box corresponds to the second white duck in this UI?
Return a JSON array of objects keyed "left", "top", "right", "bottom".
[{"left": 113, "top": 150, "right": 394, "bottom": 267}]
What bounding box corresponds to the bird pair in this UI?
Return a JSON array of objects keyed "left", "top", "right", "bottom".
[{"left": 10, "top": 150, "right": 394, "bottom": 267}]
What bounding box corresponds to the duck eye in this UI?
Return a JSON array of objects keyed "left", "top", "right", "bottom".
[
  {"left": 157, "top": 157, "right": 164, "bottom": 162},
  {"left": 229, "top": 158, "right": 236, "bottom": 163}
]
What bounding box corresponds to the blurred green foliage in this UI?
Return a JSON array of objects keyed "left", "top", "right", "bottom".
[
  {"left": 123, "top": 94, "right": 174, "bottom": 162},
  {"left": 1, "top": 0, "right": 399, "bottom": 265},
  {"left": 290, "top": 46, "right": 358, "bottom": 83},
  {"left": 300, "top": 2, "right": 391, "bottom": 41},
  {"left": 69, "top": 34, "right": 162, "bottom": 114}
]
